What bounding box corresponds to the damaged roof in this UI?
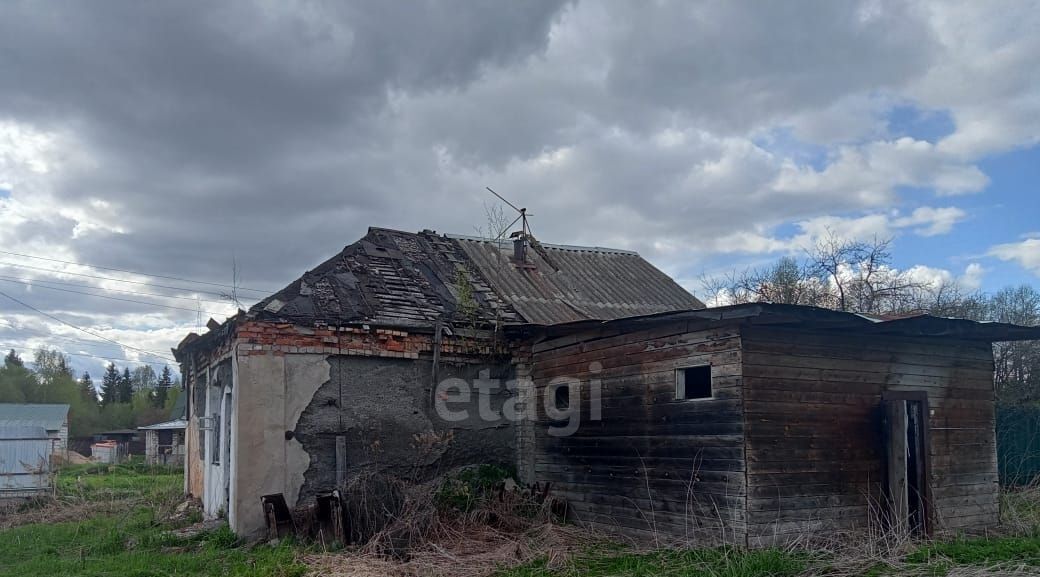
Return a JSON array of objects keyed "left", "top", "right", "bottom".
[
  {"left": 451, "top": 235, "right": 704, "bottom": 325},
  {"left": 249, "top": 227, "right": 702, "bottom": 328},
  {"left": 251, "top": 228, "right": 521, "bottom": 328}
]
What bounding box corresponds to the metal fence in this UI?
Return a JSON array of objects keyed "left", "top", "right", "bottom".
[
  {"left": 997, "top": 405, "right": 1040, "bottom": 486},
  {"left": 0, "top": 425, "right": 52, "bottom": 498}
]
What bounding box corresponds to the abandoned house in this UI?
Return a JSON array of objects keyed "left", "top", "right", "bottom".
[
  {"left": 174, "top": 227, "right": 1040, "bottom": 545},
  {"left": 529, "top": 304, "right": 1040, "bottom": 546},
  {"left": 139, "top": 418, "right": 187, "bottom": 466},
  {"left": 174, "top": 227, "right": 701, "bottom": 533}
]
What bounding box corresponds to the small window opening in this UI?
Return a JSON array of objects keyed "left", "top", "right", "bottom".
[
  {"left": 210, "top": 412, "right": 221, "bottom": 465},
  {"left": 554, "top": 384, "right": 570, "bottom": 411},
  {"left": 676, "top": 365, "right": 712, "bottom": 400}
]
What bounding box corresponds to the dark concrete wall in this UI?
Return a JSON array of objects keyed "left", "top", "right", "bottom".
[{"left": 295, "top": 355, "right": 516, "bottom": 502}]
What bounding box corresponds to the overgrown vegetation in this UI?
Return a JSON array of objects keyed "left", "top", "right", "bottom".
[
  {"left": 0, "top": 460, "right": 306, "bottom": 577},
  {"left": 435, "top": 464, "right": 514, "bottom": 512}
]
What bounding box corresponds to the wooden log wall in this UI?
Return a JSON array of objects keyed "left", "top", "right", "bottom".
[
  {"left": 530, "top": 322, "right": 747, "bottom": 545},
  {"left": 741, "top": 326, "right": 998, "bottom": 546}
]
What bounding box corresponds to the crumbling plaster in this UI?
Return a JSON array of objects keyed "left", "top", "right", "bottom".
[{"left": 229, "top": 351, "right": 329, "bottom": 536}]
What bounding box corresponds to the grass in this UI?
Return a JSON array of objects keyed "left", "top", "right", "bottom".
[
  {"left": 906, "top": 535, "right": 1040, "bottom": 568},
  {"left": 497, "top": 547, "right": 809, "bottom": 577},
  {"left": 10, "top": 461, "right": 1040, "bottom": 576},
  {"left": 55, "top": 461, "right": 184, "bottom": 502},
  {"left": 0, "top": 459, "right": 307, "bottom": 577}
]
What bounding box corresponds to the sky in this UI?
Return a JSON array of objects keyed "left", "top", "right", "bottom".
[{"left": 0, "top": 0, "right": 1038, "bottom": 379}]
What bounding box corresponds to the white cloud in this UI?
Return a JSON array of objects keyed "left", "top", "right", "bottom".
[
  {"left": 960, "top": 262, "right": 986, "bottom": 290},
  {"left": 989, "top": 239, "right": 1040, "bottom": 276},
  {"left": 893, "top": 206, "right": 967, "bottom": 236}
]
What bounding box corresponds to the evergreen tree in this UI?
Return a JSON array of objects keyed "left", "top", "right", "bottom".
[
  {"left": 118, "top": 367, "right": 134, "bottom": 404},
  {"left": 79, "top": 372, "right": 97, "bottom": 404},
  {"left": 154, "top": 365, "right": 172, "bottom": 409},
  {"left": 4, "top": 349, "right": 23, "bottom": 368},
  {"left": 101, "top": 363, "right": 121, "bottom": 405}
]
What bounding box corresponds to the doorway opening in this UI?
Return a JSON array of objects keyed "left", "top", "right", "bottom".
[{"left": 883, "top": 391, "right": 931, "bottom": 536}]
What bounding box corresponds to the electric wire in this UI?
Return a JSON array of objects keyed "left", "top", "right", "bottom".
[
  {"left": 0, "top": 274, "right": 245, "bottom": 307},
  {"left": 0, "top": 288, "right": 176, "bottom": 362},
  {"left": 0, "top": 343, "right": 175, "bottom": 371},
  {"left": 0, "top": 277, "right": 234, "bottom": 316},
  {"left": 0, "top": 249, "right": 273, "bottom": 293},
  {"left": 0, "top": 261, "right": 238, "bottom": 298}
]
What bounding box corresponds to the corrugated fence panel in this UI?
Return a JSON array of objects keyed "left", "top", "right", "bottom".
[
  {"left": 0, "top": 425, "right": 52, "bottom": 496},
  {"left": 997, "top": 405, "right": 1040, "bottom": 486}
]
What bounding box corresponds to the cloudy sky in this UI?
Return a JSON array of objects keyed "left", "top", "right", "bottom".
[{"left": 0, "top": 0, "right": 1038, "bottom": 378}]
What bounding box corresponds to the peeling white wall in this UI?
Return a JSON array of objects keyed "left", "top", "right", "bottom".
[{"left": 228, "top": 350, "right": 329, "bottom": 537}]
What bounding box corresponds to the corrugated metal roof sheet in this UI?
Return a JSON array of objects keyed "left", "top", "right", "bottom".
[
  {"left": 0, "top": 425, "right": 52, "bottom": 495},
  {"left": 451, "top": 236, "right": 705, "bottom": 325},
  {"left": 0, "top": 403, "right": 69, "bottom": 431},
  {"left": 542, "top": 302, "right": 1040, "bottom": 342},
  {"left": 138, "top": 418, "right": 187, "bottom": 431}
]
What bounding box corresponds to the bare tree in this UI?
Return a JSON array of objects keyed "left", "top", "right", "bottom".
[
  {"left": 474, "top": 201, "right": 514, "bottom": 241},
  {"left": 699, "top": 256, "right": 831, "bottom": 307},
  {"left": 806, "top": 232, "right": 926, "bottom": 314}
]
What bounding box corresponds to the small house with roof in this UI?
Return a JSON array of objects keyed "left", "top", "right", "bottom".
[
  {"left": 0, "top": 403, "right": 69, "bottom": 457},
  {"left": 174, "top": 227, "right": 700, "bottom": 534},
  {"left": 139, "top": 418, "right": 187, "bottom": 466},
  {"left": 174, "top": 227, "right": 1040, "bottom": 545}
]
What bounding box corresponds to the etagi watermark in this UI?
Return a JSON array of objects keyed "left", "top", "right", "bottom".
[{"left": 434, "top": 362, "right": 603, "bottom": 437}]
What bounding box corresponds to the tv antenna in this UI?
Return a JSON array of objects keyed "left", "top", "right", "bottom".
[{"left": 485, "top": 186, "right": 532, "bottom": 242}]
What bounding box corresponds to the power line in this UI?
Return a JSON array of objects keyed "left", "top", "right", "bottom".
[
  {"left": 0, "top": 274, "right": 245, "bottom": 307},
  {"left": 0, "top": 288, "right": 176, "bottom": 362},
  {"left": 0, "top": 342, "right": 175, "bottom": 371},
  {"left": 0, "top": 277, "right": 234, "bottom": 316},
  {"left": 0, "top": 261, "right": 236, "bottom": 298},
  {"left": 0, "top": 249, "right": 273, "bottom": 293},
  {"left": 0, "top": 333, "right": 133, "bottom": 351}
]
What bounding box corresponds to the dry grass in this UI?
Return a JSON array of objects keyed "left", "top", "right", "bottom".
[
  {"left": 299, "top": 468, "right": 600, "bottom": 577},
  {"left": 304, "top": 523, "right": 596, "bottom": 577}
]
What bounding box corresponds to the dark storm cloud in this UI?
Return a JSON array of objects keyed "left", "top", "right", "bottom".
[
  {"left": 0, "top": 0, "right": 569, "bottom": 286},
  {"left": 1, "top": 0, "right": 1036, "bottom": 377}
]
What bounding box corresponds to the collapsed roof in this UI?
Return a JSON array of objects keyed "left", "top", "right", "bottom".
[{"left": 249, "top": 227, "right": 704, "bottom": 329}]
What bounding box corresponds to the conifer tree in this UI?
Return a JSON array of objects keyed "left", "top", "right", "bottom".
[
  {"left": 4, "top": 349, "right": 23, "bottom": 368},
  {"left": 154, "top": 366, "right": 172, "bottom": 409},
  {"left": 118, "top": 367, "right": 134, "bottom": 404},
  {"left": 101, "top": 363, "right": 121, "bottom": 405},
  {"left": 79, "top": 372, "right": 97, "bottom": 404}
]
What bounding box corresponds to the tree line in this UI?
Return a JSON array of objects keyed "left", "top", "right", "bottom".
[
  {"left": 0, "top": 348, "right": 181, "bottom": 437},
  {"left": 702, "top": 234, "right": 1040, "bottom": 403}
]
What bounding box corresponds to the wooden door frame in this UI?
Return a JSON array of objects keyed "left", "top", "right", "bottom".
[{"left": 882, "top": 390, "right": 933, "bottom": 536}]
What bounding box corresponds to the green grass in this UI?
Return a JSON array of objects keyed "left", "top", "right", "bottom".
[
  {"left": 12, "top": 463, "right": 1040, "bottom": 577},
  {"left": 55, "top": 461, "right": 183, "bottom": 502},
  {"left": 906, "top": 535, "right": 1040, "bottom": 567},
  {"left": 497, "top": 546, "right": 809, "bottom": 577},
  {"left": 0, "top": 461, "right": 307, "bottom": 577}
]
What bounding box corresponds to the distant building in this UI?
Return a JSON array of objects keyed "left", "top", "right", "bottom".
[
  {"left": 139, "top": 418, "right": 187, "bottom": 466},
  {"left": 0, "top": 403, "right": 69, "bottom": 458},
  {"left": 92, "top": 429, "right": 143, "bottom": 460}
]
